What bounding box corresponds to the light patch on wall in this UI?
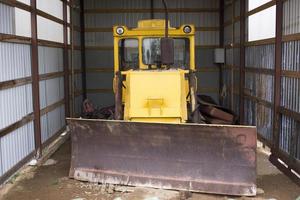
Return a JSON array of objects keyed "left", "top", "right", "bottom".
[
  {"left": 67, "top": 6, "right": 71, "bottom": 23},
  {"left": 15, "top": 8, "right": 31, "bottom": 37},
  {"left": 248, "top": 0, "right": 272, "bottom": 11},
  {"left": 37, "top": 16, "right": 64, "bottom": 43},
  {"left": 248, "top": 6, "right": 276, "bottom": 41},
  {"left": 37, "top": 0, "right": 63, "bottom": 20},
  {"left": 68, "top": 27, "right": 71, "bottom": 45},
  {"left": 16, "top": 0, "right": 30, "bottom": 5}
]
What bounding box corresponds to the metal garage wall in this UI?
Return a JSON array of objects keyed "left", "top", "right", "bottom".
[
  {"left": 277, "top": 0, "right": 300, "bottom": 178},
  {"left": 70, "top": 0, "right": 83, "bottom": 116},
  {"left": 225, "top": 0, "right": 300, "bottom": 182},
  {"left": 0, "top": 2, "right": 35, "bottom": 183},
  {"left": 222, "top": 0, "right": 241, "bottom": 116},
  {"left": 83, "top": 0, "right": 221, "bottom": 107},
  {"left": 0, "top": 0, "right": 78, "bottom": 184}
]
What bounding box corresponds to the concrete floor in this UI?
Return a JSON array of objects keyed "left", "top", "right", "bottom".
[{"left": 0, "top": 139, "right": 299, "bottom": 200}]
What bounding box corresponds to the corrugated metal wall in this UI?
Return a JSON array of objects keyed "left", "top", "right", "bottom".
[
  {"left": 223, "top": 0, "right": 240, "bottom": 116},
  {"left": 223, "top": 0, "right": 300, "bottom": 179},
  {"left": 83, "top": 0, "right": 221, "bottom": 107},
  {"left": 0, "top": 0, "right": 81, "bottom": 184},
  {"left": 0, "top": 3, "right": 35, "bottom": 179},
  {"left": 70, "top": 0, "right": 83, "bottom": 116},
  {"left": 280, "top": 0, "right": 300, "bottom": 162}
]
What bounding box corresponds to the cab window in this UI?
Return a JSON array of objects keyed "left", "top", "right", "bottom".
[
  {"left": 142, "top": 38, "right": 190, "bottom": 69},
  {"left": 119, "top": 39, "right": 139, "bottom": 70}
]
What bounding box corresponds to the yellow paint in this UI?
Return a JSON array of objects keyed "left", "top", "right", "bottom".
[{"left": 113, "top": 20, "right": 195, "bottom": 123}]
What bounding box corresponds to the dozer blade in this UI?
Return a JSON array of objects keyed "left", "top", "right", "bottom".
[{"left": 67, "top": 118, "right": 257, "bottom": 196}]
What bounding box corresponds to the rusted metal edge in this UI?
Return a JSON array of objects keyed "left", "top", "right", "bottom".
[
  {"left": 245, "top": 67, "right": 274, "bottom": 75},
  {"left": 245, "top": 38, "right": 276, "bottom": 46},
  {"left": 246, "top": 0, "right": 276, "bottom": 17},
  {"left": 0, "top": 113, "right": 34, "bottom": 138},
  {"left": 239, "top": 0, "right": 245, "bottom": 124},
  {"left": 30, "top": 0, "right": 42, "bottom": 158},
  {"left": 224, "top": 16, "right": 241, "bottom": 28},
  {"left": 63, "top": 0, "right": 70, "bottom": 118},
  {"left": 80, "top": 0, "right": 87, "bottom": 99},
  {"left": 39, "top": 71, "right": 65, "bottom": 81},
  {"left": 272, "top": 0, "right": 283, "bottom": 160},
  {"left": 0, "top": 77, "right": 32, "bottom": 91},
  {"left": 281, "top": 70, "right": 300, "bottom": 78},
  {"left": 73, "top": 168, "right": 256, "bottom": 196},
  {"left": 243, "top": 94, "right": 273, "bottom": 108},
  {"left": 282, "top": 33, "right": 300, "bottom": 42},
  {"left": 40, "top": 99, "right": 65, "bottom": 116},
  {"left": 279, "top": 107, "right": 300, "bottom": 122},
  {"left": 269, "top": 154, "right": 300, "bottom": 186}
]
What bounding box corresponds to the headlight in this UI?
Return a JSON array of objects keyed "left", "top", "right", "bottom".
[
  {"left": 183, "top": 25, "right": 192, "bottom": 34},
  {"left": 116, "top": 27, "right": 124, "bottom": 35}
]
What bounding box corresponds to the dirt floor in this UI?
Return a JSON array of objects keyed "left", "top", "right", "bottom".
[{"left": 0, "top": 139, "right": 299, "bottom": 200}]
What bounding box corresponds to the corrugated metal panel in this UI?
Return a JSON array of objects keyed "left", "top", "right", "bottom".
[
  {"left": 245, "top": 45, "right": 275, "bottom": 69},
  {"left": 153, "top": 0, "right": 219, "bottom": 9},
  {"left": 85, "top": 0, "right": 219, "bottom": 9},
  {"left": 74, "top": 74, "right": 82, "bottom": 91},
  {"left": 154, "top": 13, "right": 219, "bottom": 27},
  {"left": 73, "top": 30, "right": 81, "bottom": 46},
  {"left": 0, "top": 42, "right": 31, "bottom": 82},
  {"left": 39, "top": 77, "right": 64, "bottom": 109},
  {"left": 0, "top": 121, "right": 34, "bottom": 176},
  {"left": 0, "top": 3, "right": 15, "bottom": 35},
  {"left": 86, "top": 50, "right": 114, "bottom": 67},
  {"left": 40, "top": 105, "right": 65, "bottom": 143},
  {"left": 221, "top": 69, "right": 231, "bottom": 108},
  {"left": 224, "top": 4, "right": 233, "bottom": 22},
  {"left": 234, "top": 0, "right": 240, "bottom": 18},
  {"left": 226, "top": 48, "right": 233, "bottom": 66},
  {"left": 197, "top": 31, "right": 219, "bottom": 46},
  {"left": 281, "top": 41, "right": 300, "bottom": 113},
  {"left": 85, "top": 0, "right": 149, "bottom": 9},
  {"left": 74, "top": 95, "right": 83, "bottom": 116},
  {"left": 38, "top": 46, "right": 64, "bottom": 74},
  {"left": 244, "top": 99, "right": 273, "bottom": 141},
  {"left": 0, "top": 84, "right": 33, "bottom": 130},
  {"left": 245, "top": 73, "right": 274, "bottom": 103},
  {"left": 224, "top": 24, "right": 233, "bottom": 45},
  {"left": 85, "top": 32, "right": 113, "bottom": 47},
  {"left": 282, "top": 41, "right": 300, "bottom": 72},
  {"left": 283, "top": 0, "right": 300, "bottom": 35},
  {"left": 279, "top": 115, "right": 300, "bottom": 158}
]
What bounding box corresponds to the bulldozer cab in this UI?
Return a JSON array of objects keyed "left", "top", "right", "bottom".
[
  {"left": 113, "top": 20, "right": 195, "bottom": 71},
  {"left": 113, "top": 20, "right": 197, "bottom": 123}
]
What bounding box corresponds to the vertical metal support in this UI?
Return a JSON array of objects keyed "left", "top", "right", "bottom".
[
  {"left": 63, "top": 0, "right": 70, "bottom": 117},
  {"left": 114, "top": 72, "right": 123, "bottom": 120},
  {"left": 272, "top": 0, "right": 283, "bottom": 152},
  {"left": 80, "top": 0, "right": 87, "bottom": 99},
  {"left": 239, "top": 0, "right": 246, "bottom": 124},
  {"left": 150, "top": 0, "right": 154, "bottom": 19},
  {"left": 219, "top": 0, "right": 224, "bottom": 105},
  {"left": 30, "top": 0, "right": 42, "bottom": 157}
]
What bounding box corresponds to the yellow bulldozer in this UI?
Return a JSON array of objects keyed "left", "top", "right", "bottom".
[{"left": 68, "top": 4, "right": 257, "bottom": 196}]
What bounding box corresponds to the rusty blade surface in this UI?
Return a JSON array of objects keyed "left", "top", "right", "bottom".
[{"left": 67, "top": 118, "right": 257, "bottom": 196}]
